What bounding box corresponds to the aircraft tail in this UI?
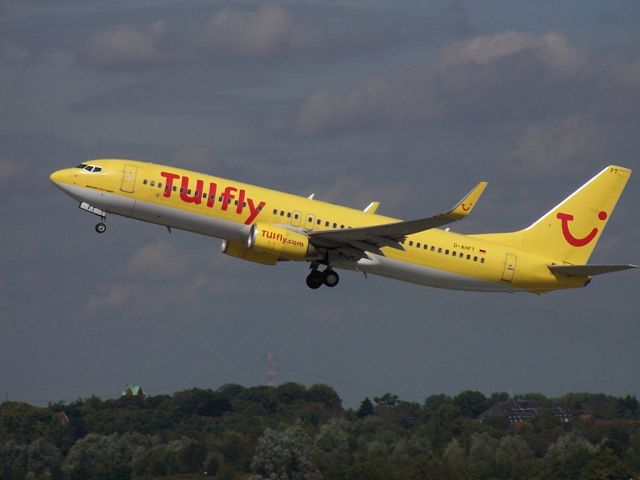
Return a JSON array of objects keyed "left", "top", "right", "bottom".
[{"left": 473, "top": 165, "right": 632, "bottom": 264}]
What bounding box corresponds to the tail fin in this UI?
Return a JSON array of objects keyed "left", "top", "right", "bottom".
[{"left": 474, "top": 165, "right": 631, "bottom": 264}]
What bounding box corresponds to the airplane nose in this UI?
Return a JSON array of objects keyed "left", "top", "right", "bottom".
[{"left": 50, "top": 170, "right": 63, "bottom": 184}]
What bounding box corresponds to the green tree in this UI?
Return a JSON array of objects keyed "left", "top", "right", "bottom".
[
  {"left": 468, "top": 432, "right": 498, "bottom": 478},
  {"left": 306, "top": 384, "right": 342, "bottom": 410},
  {"left": 453, "top": 390, "right": 488, "bottom": 418},
  {"left": 494, "top": 435, "right": 537, "bottom": 479},
  {"left": 543, "top": 432, "right": 595, "bottom": 480},
  {"left": 251, "top": 422, "right": 321, "bottom": 480},
  {"left": 579, "top": 447, "right": 632, "bottom": 480},
  {"left": 357, "top": 398, "right": 374, "bottom": 418}
]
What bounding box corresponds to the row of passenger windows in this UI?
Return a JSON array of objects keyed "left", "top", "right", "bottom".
[
  {"left": 272, "top": 209, "right": 351, "bottom": 229},
  {"left": 402, "top": 239, "right": 486, "bottom": 263}
]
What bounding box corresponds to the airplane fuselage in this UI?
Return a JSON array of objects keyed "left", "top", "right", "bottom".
[{"left": 50, "top": 159, "right": 627, "bottom": 294}]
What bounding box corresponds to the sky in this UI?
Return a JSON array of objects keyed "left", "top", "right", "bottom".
[{"left": 1, "top": 0, "right": 639, "bottom": 408}]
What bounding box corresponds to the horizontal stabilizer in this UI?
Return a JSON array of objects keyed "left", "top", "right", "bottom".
[{"left": 549, "top": 264, "right": 638, "bottom": 277}]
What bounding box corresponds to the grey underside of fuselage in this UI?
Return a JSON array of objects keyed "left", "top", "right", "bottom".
[{"left": 64, "top": 185, "right": 516, "bottom": 293}]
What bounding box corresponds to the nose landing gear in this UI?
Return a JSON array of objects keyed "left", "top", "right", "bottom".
[
  {"left": 306, "top": 265, "right": 340, "bottom": 289},
  {"left": 95, "top": 222, "right": 107, "bottom": 233}
]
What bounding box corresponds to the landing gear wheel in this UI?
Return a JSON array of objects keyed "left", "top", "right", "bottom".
[
  {"left": 306, "top": 270, "right": 324, "bottom": 289},
  {"left": 95, "top": 222, "right": 107, "bottom": 234},
  {"left": 323, "top": 269, "right": 339, "bottom": 288}
]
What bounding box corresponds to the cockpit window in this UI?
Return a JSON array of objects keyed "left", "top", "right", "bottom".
[{"left": 78, "top": 164, "right": 102, "bottom": 173}]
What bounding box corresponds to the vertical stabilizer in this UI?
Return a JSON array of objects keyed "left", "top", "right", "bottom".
[{"left": 474, "top": 166, "right": 631, "bottom": 264}]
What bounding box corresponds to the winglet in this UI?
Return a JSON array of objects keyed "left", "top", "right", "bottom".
[
  {"left": 448, "top": 182, "right": 488, "bottom": 219},
  {"left": 364, "top": 202, "right": 380, "bottom": 214}
]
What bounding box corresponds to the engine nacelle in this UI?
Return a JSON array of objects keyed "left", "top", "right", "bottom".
[
  {"left": 248, "top": 223, "right": 319, "bottom": 261},
  {"left": 221, "top": 239, "right": 278, "bottom": 265}
]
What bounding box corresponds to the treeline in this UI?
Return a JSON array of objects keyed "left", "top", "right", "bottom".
[{"left": 1, "top": 384, "right": 639, "bottom": 479}]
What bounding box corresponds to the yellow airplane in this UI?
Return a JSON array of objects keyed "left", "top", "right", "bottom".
[{"left": 50, "top": 160, "right": 636, "bottom": 293}]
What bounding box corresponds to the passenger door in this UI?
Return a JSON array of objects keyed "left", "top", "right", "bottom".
[{"left": 121, "top": 164, "right": 137, "bottom": 193}]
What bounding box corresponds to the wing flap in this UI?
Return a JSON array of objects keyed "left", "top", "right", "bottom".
[{"left": 549, "top": 264, "right": 638, "bottom": 277}]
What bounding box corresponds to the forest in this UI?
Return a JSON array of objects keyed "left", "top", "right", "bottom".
[{"left": 1, "top": 383, "right": 639, "bottom": 479}]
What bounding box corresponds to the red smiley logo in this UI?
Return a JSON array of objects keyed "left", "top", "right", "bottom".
[
  {"left": 461, "top": 203, "right": 471, "bottom": 211},
  {"left": 556, "top": 211, "right": 607, "bottom": 247}
]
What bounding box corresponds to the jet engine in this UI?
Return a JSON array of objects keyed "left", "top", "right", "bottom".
[
  {"left": 247, "top": 223, "right": 320, "bottom": 261},
  {"left": 221, "top": 239, "right": 278, "bottom": 265}
]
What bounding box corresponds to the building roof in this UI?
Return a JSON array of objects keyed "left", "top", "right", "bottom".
[
  {"left": 479, "top": 400, "right": 572, "bottom": 423},
  {"left": 121, "top": 385, "right": 145, "bottom": 397}
]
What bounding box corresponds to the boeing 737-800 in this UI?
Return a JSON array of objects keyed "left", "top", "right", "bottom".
[{"left": 50, "top": 161, "right": 636, "bottom": 293}]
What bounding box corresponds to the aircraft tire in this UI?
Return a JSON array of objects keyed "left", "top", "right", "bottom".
[
  {"left": 95, "top": 222, "right": 107, "bottom": 234},
  {"left": 306, "top": 270, "right": 324, "bottom": 289},
  {"left": 323, "top": 269, "right": 339, "bottom": 288}
]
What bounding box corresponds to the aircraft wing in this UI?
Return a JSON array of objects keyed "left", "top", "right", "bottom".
[
  {"left": 309, "top": 182, "right": 487, "bottom": 256},
  {"left": 549, "top": 264, "right": 638, "bottom": 277}
]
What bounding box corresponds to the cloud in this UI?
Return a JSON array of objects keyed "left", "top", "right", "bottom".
[
  {"left": 439, "top": 31, "right": 585, "bottom": 74},
  {"left": 127, "top": 239, "right": 189, "bottom": 279},
  {"left": 84, "top": 283, "right": 137, "bottom": 311},
  {"left": 295, "top": 31, "right": 588, "bottom": 136},
  {"left": 83, "top": 21, "right": 167, "bottom": 68},
  {"left": 504, "top": 115, "right": 599, "bottom": 174},
  {"left": 81, "top": 4, "right": 336, "bottom": 68}
]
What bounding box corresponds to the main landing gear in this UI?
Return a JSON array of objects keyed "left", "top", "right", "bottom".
[
  {"left": 306, "top": 264, "right": 340, "bottom": 289},
  {"left": 95, "top": 222, "right": 107, "bottom": 233}
]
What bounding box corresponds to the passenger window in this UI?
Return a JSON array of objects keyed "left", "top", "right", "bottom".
[
  {"left": 317, "top": 219, "right": 321, "bottom": 225},
  {"left": 280, "top": 211, "right": 285, "bottom": 216},
  {"left": 409, "top": 241, "right": 414, "bottom": 246},
  {"left": 234, "top": 200, "right": 238, "bottom": 205},
  {"left": 158, "top": 183, "right": 163, "bottom": 188},
  {"left": 150, "top": 181, "right": 155, "bottom": 186},
  {"left": 445, "top": 249, "right": 449, "bottom": 255},
  {"left": 467, "top": 254, "right": 471, "bottom": 260},
  {"left": 273, "top": 209, "right": 278, "bottom": 214},
  {"left": 340, "top": 225, "right": 344, "bottom": 229},
  {"left": 481, "top": 258, "right": 485, "bottom": 264},
  {"left": 143, "top": 179, "right": 148, "bottom": 185},
  {"left": 173, "top": 186, "right": 177, "bottom": 192},
  {"left": 416, "top": 242, "right": 421, "bottom": 248},
  {"left": 438, "top": 248, "right": 442, "bottom": 253},
  {"left": 325, "top": 221, "right": 329, "bottom": 227},
  {"left": 431, "top": 246, "right": 435, "bottom": 252},
  {"left": 473, "top": 256, "right": 478, "bottom": 262},
  {"left": 424, "top": 245, "right": 428, "bottom": 250},
  {"left": 188, "top": 189, "right": 192, "bottom": 195},
  {"left": 287, "top": 212, "right": 291, "bottom": 218},
  {"left": 333, "top": 223, "right": 337, "bottom": 228}
]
